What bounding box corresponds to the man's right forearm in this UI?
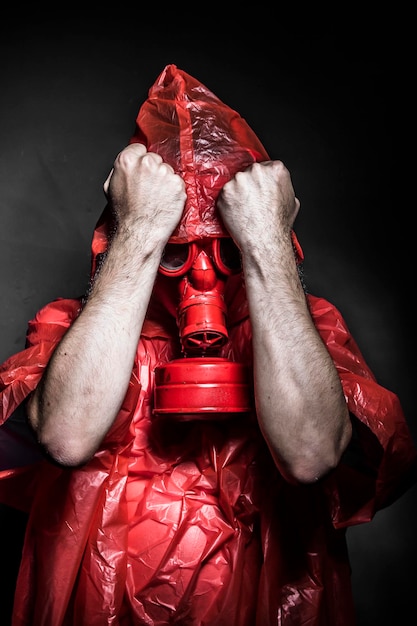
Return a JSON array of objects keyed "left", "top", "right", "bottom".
[
  {"left": 27, "top": 144, "right": 187, "bottom": 465},
  {"left": 27, "top": 228, "right": 164, "bottom": 467}
]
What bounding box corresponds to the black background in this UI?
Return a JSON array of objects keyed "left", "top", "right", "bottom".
[{"left": 0, "top": 12, "right": 415, "bottom": 626}]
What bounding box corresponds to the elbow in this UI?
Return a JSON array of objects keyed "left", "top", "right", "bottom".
[
  {"left": 281, "top": 418, "right": 353, "bottom": 485},
  {"left": 284, "top": 455, "right": 340, "bottom": 485},
  {"left": 35, "top": 414, "right": 99, "bottom": 466},
  {"left": 272, "top": 451, "right": 338, "bottom": 485},
  {"left": 27, "top": 393, "right": 96, "bottom": 467},
  {"left": 38, "top": 434, "right": 95, "bottom": 467},
  {"left": 287, "top": 455, "right": 339, "bottom": 485}
]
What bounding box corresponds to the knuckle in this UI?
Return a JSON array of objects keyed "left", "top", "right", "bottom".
[{"left": 116, "top": 149, "right": 135, "bottom": 168}]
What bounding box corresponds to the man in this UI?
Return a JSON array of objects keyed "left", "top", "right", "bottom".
[{"left": 0, "top": 64, "right": 416, "bottom": 625}]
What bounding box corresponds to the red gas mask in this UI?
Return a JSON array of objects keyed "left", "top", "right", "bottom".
[
  {"left": 159, "top": 237, "right": 240, "bottom": 353},
  {"left": 153, "top": 236, "right": 252, "bottom": 420}
]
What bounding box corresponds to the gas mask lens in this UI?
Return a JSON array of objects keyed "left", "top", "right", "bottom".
[
  {"left": 159, "top": 238, "right": 241, "bottom": 277},
  {"left": 159, "top": 243, "right": 192, "bottom": 274},
  {"left": 216, "top": 238, "right": 241, "bottom": 274}
]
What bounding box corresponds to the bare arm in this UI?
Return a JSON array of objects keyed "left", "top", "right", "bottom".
[
  {"left": 217, "top": 161, "right": 352, "bottom": 483},
  {"left": 27, "top": 144, "right": 186, "bottom": 466}
]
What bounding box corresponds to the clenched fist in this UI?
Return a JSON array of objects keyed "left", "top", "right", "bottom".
[
  {"left": 217, "top": 160, "right": 300, "bottom": 253},
  {"left": 104, "top": 143, "right": 186, "bottom": 246}
]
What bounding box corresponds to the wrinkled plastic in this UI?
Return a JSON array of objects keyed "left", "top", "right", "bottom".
[
  {"left": 130, "top": 63, "right": 269, "bottom": 243},
  {"left": 0, "top": 65, "right": 416, "bottom": 626}
]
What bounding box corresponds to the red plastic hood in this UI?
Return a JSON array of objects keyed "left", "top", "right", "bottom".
[
  {"left": 130, "top": 63, "right": 269, "bottom": 242},
  {"left": 91, "top": 64, "right": 303, "bottom": 273}
]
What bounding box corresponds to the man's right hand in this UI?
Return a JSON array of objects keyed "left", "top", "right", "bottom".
[{"left": 104, "top": 143, "right": 186, "bottom": 250}]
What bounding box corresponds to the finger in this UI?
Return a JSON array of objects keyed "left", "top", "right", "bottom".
[
  {"left": 159, "top": 160, "right": 176, "bottom": 175},
  {"left": 125, "top": 142, "right": 147, "bottom": 157},
  {"left": 103, "top": 168, "right": 114, "bottom": 196},
  {"left": 141, "top": 151, "right": 164, "bottom": 166},
  {"left": 113, "top": 143, "right": 147, "bottom": 168}
]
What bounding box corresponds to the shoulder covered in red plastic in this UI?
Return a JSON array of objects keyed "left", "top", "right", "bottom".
[
  {"left": 0, "top": 298, "right": 81, "bottom": 424},
  {"left": 308, "top": 294, "right": 417, "bottom": 522}
]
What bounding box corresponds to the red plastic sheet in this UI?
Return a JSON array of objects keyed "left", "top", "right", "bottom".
[{"left": 1, "top": 64, "right": 416, "bottom": 626}]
